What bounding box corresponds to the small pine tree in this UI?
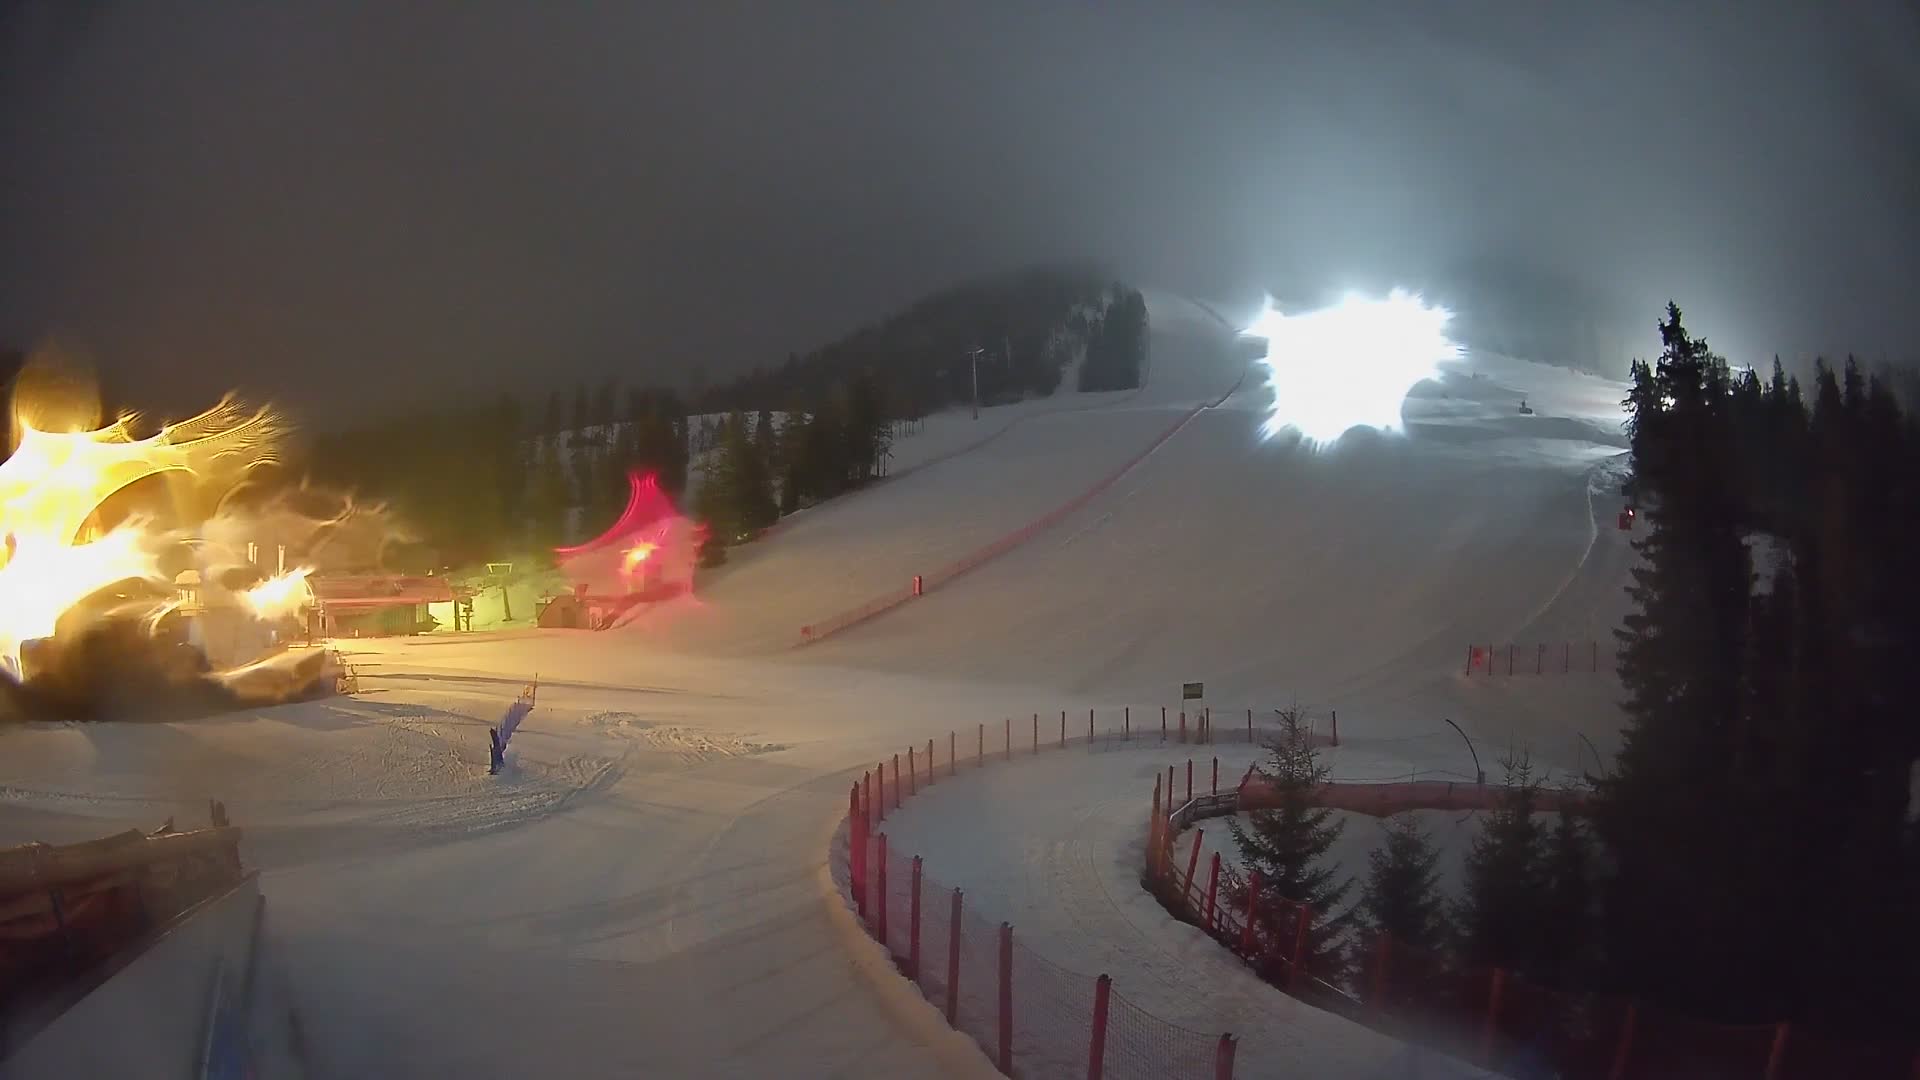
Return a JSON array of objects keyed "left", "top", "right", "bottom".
[
  {"left": 1227, "top": 708, "right": 1352, "bottom": 972},
  {"left": 1456, "top": 754, "right": 1544, "bottom": 972},
  {"left": 1535, "top": 811, "right": 1596, "bottom": 988},
  {"left": 1361, "top": 814, "right": 1449, "bottom": 953}
]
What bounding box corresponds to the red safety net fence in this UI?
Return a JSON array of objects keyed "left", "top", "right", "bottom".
[
  {"left": 801, "top": 368, "right": 1251, "bottom": 648},
  {"left": 1464, "top": 640, "right": 1617, "bottom": 676},
  {"left": 1142, "top": 767, "right": 1920, "bottom": 1080},
  {"left": 843, "top": 718, "right": 1240, "bottom": 1078}
]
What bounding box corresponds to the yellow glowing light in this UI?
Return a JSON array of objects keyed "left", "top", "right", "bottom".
[
  {"left": 0, "top": 396, "right": 286, "bottom": 675},
  {"left": 239, "top": 566, "right": 314, "bottom": 621},
  {"left": 623, "top": 542, "right": 657, "bottom": 569}
]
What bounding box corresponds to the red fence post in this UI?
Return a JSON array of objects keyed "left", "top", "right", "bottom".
[
  {"left": 1086, "top": 974, "right": 1112, "bottom": 1080},
  {"left": 892, "top": 754, "right": 902, "bottom": 810},
  {"left": 978, "top": 723, "right": 984, "bottom": 765},
  {"left": 1204, "top": 853, "right": 1222, "bottom": 929},
  {"left": 1124, "top": 706, "right": 1130, "bottom": 739},
  {"left": 997, "top": 923, "right": 1014, "bottom": 1073},
  {"left": 1033, "top": 713, "right": 1039, "bottom": 753},
  {"left": 1184, "top": 829, "right": 1205, "bottom": 900},
  {"left": 867, "top": 769, "right": 878, "bottom": 824},
  {"left": 928, "top": 738, "right": 936, "bottom": 785},
  {"left": 876, "top": 833, "right": 890, "bottom": 946},
  {"left": 1179, "top": 710, "right": 1187, "bottom": 743},
  {"left": 1088, "top": 707, "right": 1094, "bottom": 741},
  {"left": 946, "top": 888, "right": 963, "bottom": 1025},
  {"left": 1186, "top": 759, "right": 1193, "bottom": 802},
  {"left": 1288, "top": 904, "right": 1313, "bottom": 990},
  {"left": 1480, "top": 968, "right": 1508, "bottom": 1065},
  {"left": 1161, "top": 706, "right": 1167, "bottom": 741},
  {"left": 1330, "top": 709, "right": 1339, "bottom": 747},
  {"left": 1214, "top": 1033, "right": 1237, "bottom": 1080},
  {"left": 1240, "top": 871, "right": 1262, "bottom": 955},
  {"left": 950, "top": 731, "right": 957, "bottom": 777},
  {"left": 1247, "top": 707, "right": 1252, "bottom": 742},
  {"left": 1005, "top": 716, "right": 1011, "bottom": 761},
  {"left": 1764, "top": 1023, "right": 1791, "bottom": 1080},
  {"left": 908, "top": 747, "right": 917, "bottom": 797},
  {"left": 1212, "top": 756, "right": 1219, "bottom": 795},
  {"left": 851, "top": 781, "right": 867, "bottom": 922},
  {"left": 1149, "top": 776, "right": 1163, "bottom": 879},
  {"left": 909, "top": 855, "right": 923, "bottom": 981},
  {"left": 1607, "top": 1000, "right": 1637, "bottom": 1080},
  {"left": 1167, "top": 765, "right": 1176, "bottom": 809}
]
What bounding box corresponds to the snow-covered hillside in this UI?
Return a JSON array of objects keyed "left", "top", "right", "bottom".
[{"left": 0, "top": 290, "right": 1636, "bottom": 1077}]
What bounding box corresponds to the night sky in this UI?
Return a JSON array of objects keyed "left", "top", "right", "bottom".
[{"left": 3, "top": 2, "right": 1916, "bottom": 423}]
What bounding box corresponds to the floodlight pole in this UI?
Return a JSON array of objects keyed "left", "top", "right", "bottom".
[{"left": 1443, "top": 717, "right": 1486, "bottom": 785}]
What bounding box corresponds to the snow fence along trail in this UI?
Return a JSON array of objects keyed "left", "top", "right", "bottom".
[{"left": 834, "top": 706, "right": 1510, "bottom": 1079}]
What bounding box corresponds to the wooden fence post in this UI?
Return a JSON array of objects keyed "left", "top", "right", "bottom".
[
  {"left": 851, "top": 781, "right": 867, "bottom": 922},
  {"left": 907, "top": 747, "right": 916, "bottom": 796},
  {"left": 1161, "top": 706, "right": 1167, "bottom": 740},
  {"left": 1088, "top": 707, "right": 1095, "bottom": 742},
  {"left": 1033, "top": 713, "right": 1039, "bottom": 753},
  {"left": 950, "top": 731, "right": 957, "bottom": 777},
  {"left": 1124, "top": 706, "right": 1130, "bottom": 740},
  {"left": 1179, "top": 710, "right": 1187, "bottom": 743},
  {"left": 1212, "top": 756, "right": 1218, "bottom": 795},
  {"left": 1186, "top": 759, "right": 1193, "bottom": 802},
  {"left": 1005, "top": 716, "right": 1011, "bottom": 761},
  {"left": 978, "top": 723, "right": 984, "bottom": 765},
  {"left": 929, "top": 738, "right": 936, "bottom": 784},
  {"left": 1087, "top": 974, "right": 1111, "bottom": 1080},
  {"left": 892, "top": 754, "right": 901, "bottom": 810}
]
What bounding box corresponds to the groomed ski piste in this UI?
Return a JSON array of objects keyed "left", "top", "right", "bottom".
[{"left": 0, "top": 291, "right": 1634, "bottom": 1077}]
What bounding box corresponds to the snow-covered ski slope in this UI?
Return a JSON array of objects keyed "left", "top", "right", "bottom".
[{"left": 0, "top": 291, "right": 1637, "bottom": 1078}]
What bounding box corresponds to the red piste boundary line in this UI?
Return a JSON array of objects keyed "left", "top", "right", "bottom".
[{"left": 797, "top": 369, "right": 1247, "bottom": 647}]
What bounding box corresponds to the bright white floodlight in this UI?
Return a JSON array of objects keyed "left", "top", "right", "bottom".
[{"left": 1241, "top": 288, "right": 1461, "bottom": 444}]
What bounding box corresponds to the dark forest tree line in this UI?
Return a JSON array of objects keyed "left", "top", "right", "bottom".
[{"left": 1231, "top": 304, "right": 1918, "bottom": 1048}]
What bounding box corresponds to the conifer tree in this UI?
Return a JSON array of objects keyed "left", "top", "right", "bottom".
[
  {"left": 1534, "top": 811, "right": 1596, "bottom": 988},
  {"left": 1360, "top": 814, "right": 1448, "bottom": 953},
  {"left": 1456, "top": 755, "right": 1544, "bottom": 972},
  {"left": 1227, "top": 709, "right": 1352, "bottom": 972}
]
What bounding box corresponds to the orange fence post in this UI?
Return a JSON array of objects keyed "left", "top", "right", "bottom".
[
  {"left": 1288, "top": 905, "right": 1312, "bottom": 990},
  {"left": 1480, "top": 968, "right": 1507, "bottom": 1065},
  {"left": 946, "top": 888, "right": 963, "bottom": 1024},
  {"left": 1240, "top": 872, "right": 1262, "bottom": 956},
  {"left": 1607, "top": 1000, "right": 1637, "bottom": 1080},
  {"left": 1184, "top": 829, "right": 1205, "bottom": 901},
  {"left": 1087, "top": 974, "right": 1112, "bottom": 1080},
  {"left": 1203, "top": 852, "right": 1222, "bottom": 929},
  {"left": 997, "top": 923, "right": 1014, "bottom": 1073},
  {"left": 909, "top": 855, "right": 923, "bottom": 980},
  {"left": 876, "top": 833, "right": 890, "bottom": 946},
  {"left": 1764, "top": 1023, "right": 1791, "bottom": 1080},
  {"left": 1213, "top": 1033, "right": 1237, "bottom": 1080}
]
